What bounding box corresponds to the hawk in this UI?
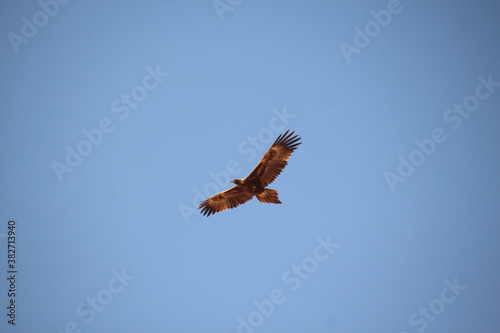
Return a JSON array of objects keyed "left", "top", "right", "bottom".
[{"left": 199, "top": 130, "right": 301, "bottom": 216}]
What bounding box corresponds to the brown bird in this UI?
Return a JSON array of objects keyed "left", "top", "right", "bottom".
[{"left": 199, "top": 130, "right": 301, "bottom": 216}]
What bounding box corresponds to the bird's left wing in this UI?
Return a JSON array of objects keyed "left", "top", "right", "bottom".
[
  {"left": 199, "top": 186, "right": 254, "bottom": 216},
  {"left": 246, "top": 130, "right": 301, "bottom": 187}
]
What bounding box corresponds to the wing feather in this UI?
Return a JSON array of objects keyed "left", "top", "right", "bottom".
[
  {"left": 199, "top": 186, "right": 254, "bottom": 217},
  {"left": 246, "top": 130, "right": 301, "bottom": 187}
]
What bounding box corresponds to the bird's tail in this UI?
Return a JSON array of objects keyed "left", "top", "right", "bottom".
[{"left": 256, "top": 189, "right": 282, "bottom": 204}]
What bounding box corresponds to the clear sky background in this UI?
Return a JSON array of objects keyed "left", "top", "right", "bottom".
[{"left": 1, "top": 1, "right": 499, "bottom": 332}]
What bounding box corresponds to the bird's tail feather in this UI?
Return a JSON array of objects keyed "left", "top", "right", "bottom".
[{"left": 256, "top": 189, "right": 282, "bottom": 204}]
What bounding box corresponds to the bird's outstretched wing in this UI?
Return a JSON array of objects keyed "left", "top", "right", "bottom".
[
  {"left": 199, "top": 186, "right": 254, "bottom": 217},
  {"left": 245, "top": 130, "right": 301, "bottom": 187}
]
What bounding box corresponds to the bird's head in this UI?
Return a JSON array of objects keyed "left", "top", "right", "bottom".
[{"left": 231, "top": 179, "right": 243, "bottom": 185}]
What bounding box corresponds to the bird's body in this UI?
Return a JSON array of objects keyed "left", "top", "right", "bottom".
[{"left": 199, "top": 130, "right": 301, "bottom": 216}]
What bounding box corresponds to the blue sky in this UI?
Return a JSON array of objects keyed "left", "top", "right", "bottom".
[{"left": 1, "top": 0, "right": 499, "bottom": 332}]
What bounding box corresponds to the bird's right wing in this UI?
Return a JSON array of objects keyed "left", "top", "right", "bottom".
[{"left": 199, "top": 186, "right": 254, "bottom": 216}]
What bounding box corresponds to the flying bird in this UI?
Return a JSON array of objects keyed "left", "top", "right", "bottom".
[{"left": 199, "top": 130, "right": 301, "bottom": 216}]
